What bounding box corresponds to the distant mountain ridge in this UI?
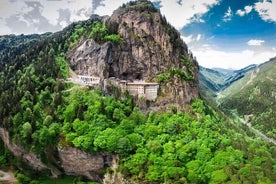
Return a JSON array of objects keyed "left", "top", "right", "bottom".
[
  {"left": 199, "top": 64, "right": 257, "bottom": 101},
  {"left": 199, "top": 57, "right": 276, "bottom": 140},
  {"left": 219, "top": 57, "right": 276, "bottom": 139}
]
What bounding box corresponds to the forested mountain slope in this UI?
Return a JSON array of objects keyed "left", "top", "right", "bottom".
[
  {"left": 199, "top": 65, "right": 256, "bottom": 102},
  {"left": 0, "top": 1, "right": 275, "bottom": 184},
  {"left": 219, "top": 57, "right": 276, "bottom": 139},
  {"left": 0, "top": 34, "right": 51, "bottom": 71},
  {"left": 199, "top": 66, "right": 229, "bottom": 101}
]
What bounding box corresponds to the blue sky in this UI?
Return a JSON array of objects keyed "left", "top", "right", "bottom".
[
  {"left": 176, "top": 0, "right": 276, "bottom": 68},
  {"left": 182, "top": 0, "right": 276, "bottom": 50},
  {"left": 0, "top": 0, "right": 275, "bottom": 69}
]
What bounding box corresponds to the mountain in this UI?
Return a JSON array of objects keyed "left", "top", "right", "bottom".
[
  {"left": 69, "top": 2, "right": 199, "bottom": 111},
  {"left": 199, "top": 64, "right": 256, "bottom": 102},
  {"left": 199, "top": 66, "right": 228, "bottom": 100},
  {"left": 200, "top": 58, "right": 275, "bottom": 139},
  {"left": 0, "top": 34, "right": 50, "bottom": 70},
  {"left": 0, "top": 1, "right": 275, "bottom": 184},
  {"left": 219, "top": 57, "right": 276, "bottom": 139},
  {"left": 211, "top": 67, "right": 235, "bottom": 76}
]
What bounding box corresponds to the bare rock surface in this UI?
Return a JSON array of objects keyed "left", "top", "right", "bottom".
[
  {"left": 58, "top": 147, "right": 113, "bottom": 181},
  {"left": 69, "top": 1, "right": 199, "bottom": 111},
  {"left": 0, "top": 128, "right": 55, "bottom": 176}
]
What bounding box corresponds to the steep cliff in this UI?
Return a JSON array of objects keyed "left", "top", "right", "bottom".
[
  {"left": 0, "top": 127, "right": 113, "bottom": 181},
  {"left": 69, "top": 0, "right": 199, "bottom": 111},
  {"left": 58, "top": 147, "right": 113, "bottom": 181},
  {"left": 0, "top": 128, "right": 54, "bottom": 176}
]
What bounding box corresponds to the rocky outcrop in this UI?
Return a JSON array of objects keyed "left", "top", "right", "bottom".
[
  {"left": 58, "top": 147, "right": 113, "bottom": 181},
  {"left": 0, "top": 128, "right": 114, "bottom": 181},
  {"left": 70, "top": 39, "right": 112, "bottom": 80},
  {"left": 0, "top": 128, "right": 54, "bottom": 175},
  {"left": 103, "top": 155, "right": 138, "bottom": 184},
  {"left": 69, "top": 0, "right": 199, "bottom": 111}
]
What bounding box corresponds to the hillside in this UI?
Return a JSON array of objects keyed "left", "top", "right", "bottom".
[
  {"left": 68, "top": 2, "right": 199, "bottom": 111},
  {"left": 219, "top": 57, "right": 276, "bottom": 139},
  {"left": 0, "top": 34, "right": 50, "bottom": 71},
  {"left": 199, "top": 65, "right": 256, "bottom": 102},
  {"left": 0, "top": 1, "right": 275, "bottom": 184},
  {"left": 199, "top": 66, "right": 229, "bottom": 101}
]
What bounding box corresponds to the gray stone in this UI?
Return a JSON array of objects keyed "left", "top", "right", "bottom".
[
  {"left": 58, "top": 147, "right": 113, "bottom": 181},
  {"left": 68, "top": 2, "right": 199, "bottom": 111}
]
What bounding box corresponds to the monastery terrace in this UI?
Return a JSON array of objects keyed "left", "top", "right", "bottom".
[{"left": 67, "top": 75, "right": 159, "bottom": 100}]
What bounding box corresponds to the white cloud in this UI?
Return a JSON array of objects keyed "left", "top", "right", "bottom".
[
  {"left": 236, "top": 9, "right": 245, "bottom": 16},
  {"left": 223, "top": 6, "right": 232, "bottom": 22},
  {"left": 0, "top": 0, "right": 92, "bottom": 34},
  {"left": 0, "top": 22, "right": 11, "bottom": 35},
  {"left": 94, "top": 0, "right": 130, "bottom": 16},
  {"left": 40, "top": 0, "right": 92, "bottom": 25},
  {"left": 0, "top": 0, "right": 26, "bottom": 20},
  {"left": 181, "top": 34, "right": 203, "bottom": 44},
  {"left": 196, "top": 34, "right": 202, "bottom": 41},
  {"left": 94, "top": 0, "right": 220, "bottom": 29},
  {"left": 0, "top": 0, "right": 221, "bottom": 34},
  {"left": 247, "top": 39, "right": 265, "bottom": 46},
  {"left": 236, "top": 5, "right": 252, "bottom": 16},
  {"left": 158, "top": 0, "right": 220, "bottom": 29},
  {"left": 193, "top": 47, "right": 275, "bottom": 69},
  {"left": 245, "top": 5, "right": 253, "bottom": 14},
  {"left": 181, "top": 35, "right": 193, "bottom": 44},
  {"left": 254, "top": 0, "right": 276, "bottom": 22}
]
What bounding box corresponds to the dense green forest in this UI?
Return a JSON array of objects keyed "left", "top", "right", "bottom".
[
  {"left": 0, "top": 2, "right": 275, "bottom": 183},
  {"left": 219, "top": 58, "right": 276, "bottom": 140},
  {"left": 59, "top": 89, "right": 276, "bottom": 183}
]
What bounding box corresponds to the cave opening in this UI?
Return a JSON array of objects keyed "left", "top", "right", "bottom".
[{"left": 135, "top": 73, "right": 142, "bottom": 80}]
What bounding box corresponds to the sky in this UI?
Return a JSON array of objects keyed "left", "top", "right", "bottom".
[{"left": 0, "top": 0, "right": 276, "bottom": 69}]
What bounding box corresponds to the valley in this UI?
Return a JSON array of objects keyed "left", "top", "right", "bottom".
[
  {"left": 0, "top": 1, "right": 275, "bottom": 184},
  {"left": 232, "top": 113, "right": 276, "bottom": 146},
  {"left": 200, "top": 57, "right": 276, "bottom": 141}
]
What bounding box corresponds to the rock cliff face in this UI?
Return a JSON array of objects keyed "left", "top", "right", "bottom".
[
  {"left": 69, "top": 0, "right": 199, "bottom": 111},
  {"left": 0, "top": 128, "right": 113, "bottom": 181},
  {"left": 58, "top": 147, "right": 113, "bottom": 181},
  {"left": 0, "top": 128, "right": 53, "bottom": 175}
]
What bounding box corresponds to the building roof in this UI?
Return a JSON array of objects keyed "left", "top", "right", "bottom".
[{"left": 127, "top": 82, "right": 159, "bottom": 85}]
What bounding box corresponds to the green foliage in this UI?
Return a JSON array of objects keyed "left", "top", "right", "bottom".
[
  {"left": 89, "top": 22, "right": 122, "bottom": 44},
  {"left": 180, "top": 55, "right": 193, "bottom": 68},
  {"left": 104, "top": 34, "right": 121, "bottom": 43},
  {"left": 210, "top": 169, "right": 228, "bottom": 184},
  {"left": 219, "top": 58, "right": 276, "bottom": 139},
  {"left": 15, "top": 172, "right": 32, "bottom": 184},
  {"left": 55, "top": 55, "right": 68, "bottom": 78},
  {"left": 89, "top": 22, "right": 108, "bottom": 42},
  {"left": 157, "top": 68, "right": 194, "bottom": 83},
  {"left": 56, "top": 88, "right": 275, "bottom": 183}
]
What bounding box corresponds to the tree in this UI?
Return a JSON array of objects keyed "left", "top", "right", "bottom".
[
  {"left": 210, "top": 169, "right": 229, "bottom": 184},
  {"left": 116, "top": 137, "right": 132, "bottom": 155},
  {"left": 21, "top": 122, "right": 32, "bottom": 139},
  {"left": 186, "top": 160, "right": 205, "bottom": 183}
]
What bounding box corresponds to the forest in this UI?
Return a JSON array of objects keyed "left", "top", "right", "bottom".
[{"left": 0, "top": 2, "right": 275, "bottom": 183}]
